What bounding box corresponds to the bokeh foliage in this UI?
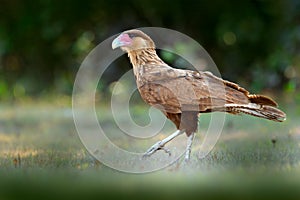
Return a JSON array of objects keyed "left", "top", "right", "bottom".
[{"left": 0, "top": 0, "right": 299, "bottom": 99}]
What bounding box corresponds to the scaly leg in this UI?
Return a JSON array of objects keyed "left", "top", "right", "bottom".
[
  {"left": 143, "top": 130, "right": 184, "bottom": 158},
  {"left": 184, "top": 132, "right": 195, "bottom": 161}
]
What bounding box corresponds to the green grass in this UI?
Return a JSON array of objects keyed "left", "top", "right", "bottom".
[{"left": 0, "top": 99, "right": 299, "bottom": 200}]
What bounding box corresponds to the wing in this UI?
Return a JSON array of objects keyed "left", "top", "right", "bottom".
[{"left": 137, "top": 64, "right": 254, "bottom": 113}]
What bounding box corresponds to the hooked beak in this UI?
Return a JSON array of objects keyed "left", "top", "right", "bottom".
[{"left": 112, "top": 33, "right": 132, "bottom": 49}]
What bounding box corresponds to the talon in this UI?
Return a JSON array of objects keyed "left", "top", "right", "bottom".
[
  {"left": 142, "top": 141, "right": 171, "bottom": 158},
  {"left": 141, "top": 130, "right": 184, "bottom": 159},
  {"left": 160, "top": 147, "right": 171, "bottom": 156},
  {"left": 142, "top": 141, "right": 161, "bottom": 158}
]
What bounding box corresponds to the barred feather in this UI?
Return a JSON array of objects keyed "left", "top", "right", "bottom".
[
  {"left": 225, "top": 103, "right": 286, "bottom": 122},
  {"left": 113, "top": 29, "right": 286, "bottom": 137}
]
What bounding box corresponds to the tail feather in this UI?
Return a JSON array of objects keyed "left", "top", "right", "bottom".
[
  {"left": 248, "top": 94, "right": 278, "bottom": 107},
  {"left": 225, "top": 103, "right": 286, "bottom": 122}
]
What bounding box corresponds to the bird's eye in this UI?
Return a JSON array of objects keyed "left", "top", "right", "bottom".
[{"left": 128, "top": 33, "right": 137, "bottom": 38}]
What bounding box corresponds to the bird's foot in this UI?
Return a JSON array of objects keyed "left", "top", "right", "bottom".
[
  {"left": 184, "top": 133, "right": 195, "bottom": 162},
  {"left": 142, "top": 141, "right": 171, "bottom": 158},
  {"left": 184, "top": 148, "right": 191, "bottom": 162}
]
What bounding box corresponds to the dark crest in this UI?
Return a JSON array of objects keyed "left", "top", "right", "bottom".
[{"left": 123, "top": 29, "right": 152, "bottom": 42}]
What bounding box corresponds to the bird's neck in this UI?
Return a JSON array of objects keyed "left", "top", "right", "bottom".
[{"left": 127, "top": 48, "right": 166, "bottom": 67}]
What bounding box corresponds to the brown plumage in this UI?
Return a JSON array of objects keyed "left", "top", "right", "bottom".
[{"left": 112, "top": 29, "right": 286, "bottom": 160}]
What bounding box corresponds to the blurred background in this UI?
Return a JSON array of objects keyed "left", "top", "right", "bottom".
[
  {"left": 0, "top": 0, "right": 300, "bottom": 199},
  {"left": 0, "top": 0, "right": 299, "bottom": 101}
]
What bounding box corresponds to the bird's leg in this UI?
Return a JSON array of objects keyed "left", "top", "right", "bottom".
[
  {"left": 184, "top": 133, "right": 195, "bottom": 161},
  {"left": 143, "top": 130, "right": 184, "bottom": 158}
]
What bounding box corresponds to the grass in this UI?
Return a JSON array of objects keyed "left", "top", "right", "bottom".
[{"left": 0, "top": 97, "right": 299, "bottom": 200}]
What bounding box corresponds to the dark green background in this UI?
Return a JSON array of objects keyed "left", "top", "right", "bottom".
[
  {"left": 0, "top": 1, "right": 300, "bottom": 200},
  {"left": 0, "top": 0, "right": 299, "bottom": 99}
]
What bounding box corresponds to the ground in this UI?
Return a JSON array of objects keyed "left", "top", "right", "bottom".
[{"left": 0, "top": 95, "right": 299, "bottom": 200}]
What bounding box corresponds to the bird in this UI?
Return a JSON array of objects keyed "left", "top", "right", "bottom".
[{"left": 111, "top": 29, "right": 286, "bottom": 161}]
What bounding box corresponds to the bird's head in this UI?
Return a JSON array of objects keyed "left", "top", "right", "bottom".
[{"left": 112, "top": 29, "right": 155, "bottom": 52}]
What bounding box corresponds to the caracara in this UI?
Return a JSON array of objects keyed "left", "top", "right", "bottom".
[{"left": 112, "top": 29, "right": 286, "bottom": 161}]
